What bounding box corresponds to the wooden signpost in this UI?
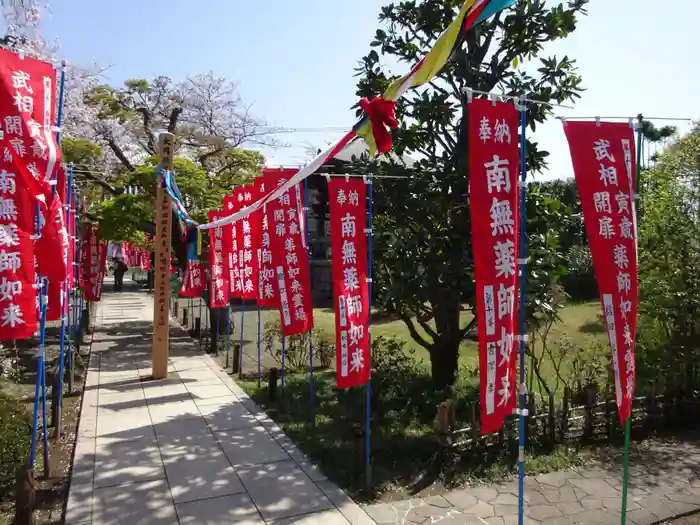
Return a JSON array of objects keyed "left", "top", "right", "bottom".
[{"left": 152, "top": 132, "right": 174, "bottom": 378}]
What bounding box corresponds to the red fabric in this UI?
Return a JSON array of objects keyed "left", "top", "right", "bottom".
[
  {"left": 0, "top": 48, "right": 61, "bottom": 206},
  {"left": 265, "top": 168, "right": 314, "bottom": 336},
  {"left": 234, "top": 185, "right": 260, "bottom": 300},
  {"left": 468, "top": 99, "right": 519, "bottom": 435},
  {"left": 328, "top": 178, "right": 370, "bottom": 389},
  {"left": 35, "top": 193, "right": 67, "bottom": 282},
  {"left": 256, "top": 175, "right": 278, "bottom": 307},
  {"left": 359, "top": 97, "right": 399, "bottom": 154},
  {"left": 207, "top": 210, "right": 230, "bottom": 308},
  {"left": 223, "top": 193, "right": 242, "bottom": 299},
  {"left": 84, "top": 226, "right": 107, "bottom": 302},
  {"left": 179, "top": 259, "right": 205, "bottom": 297},
  {"left": 563, "top": 121, "right": 637, "bottom": 424}
]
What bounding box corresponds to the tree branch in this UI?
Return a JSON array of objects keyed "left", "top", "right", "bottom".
[
  {"left": 107, "top": 138, "right": 134, "bottom": 171},
  {"left": 168, "top": 107, "right": 182, "bottom": 133},
  {"left": 400, "top": 313, "right": 434, "bottom": 352}
]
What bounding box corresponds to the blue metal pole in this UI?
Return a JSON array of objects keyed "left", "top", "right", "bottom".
[
  {"left": 257, "top": 306, "right": 262, "bottom": 388},
  {"left": 56, "top": 166, "right": 73, "bottom": 423},
  {"left": 365, "top": 173, "right": 374, "bottom": 488},
  {"left": 304, "top": 177, "right": 315, "bottom": 425},
  {"left": 39, "top": 279, "right": 49, "bottom": 474},
  {"left": 239, "top": 299, "right": 245, "bottom": 377},
  {"left": 29, "top": 280, "right": 41, "bottom": 467},
  {"left": 281, "top": 335, "right": 286, "bottom": 390},
  {"left": 516, "top": 100, "right": 528, "bottom": 525}
]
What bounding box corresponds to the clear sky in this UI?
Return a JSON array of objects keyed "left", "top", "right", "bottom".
[{"left": 28, "top": 0, "right": 700, "bottom": 179}]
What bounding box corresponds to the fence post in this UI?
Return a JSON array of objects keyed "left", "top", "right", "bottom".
[
  {"left": 14, "top": 466, "right": 35, "bottom": 525},
  {"left": 547, "top": 392, "right": 556, "bottom": 446},
  {"left": 182, "top": 307, "right": 188, "bottom": 329},
  {"left": 526, "top": 391, "right": 536, "bottom": 444},
  {"left": 470, "top": 402, "right": 480, "bottom": 444},
  {"left": 583, "top": 387, "right": 596, "bottom": 441},
  {"left": 560, "top": 387, "right": 570, "bottom": 443}
]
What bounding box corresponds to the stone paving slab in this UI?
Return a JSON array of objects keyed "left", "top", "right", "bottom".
[
  {"left": 64, "top": 283, "right": 376, "bottom": 525},
  {"left": 363, "top": 445, "right": 700, "bottom": 524}
]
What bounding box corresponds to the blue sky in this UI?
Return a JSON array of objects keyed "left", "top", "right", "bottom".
[{"left": 30, "top": 0, "right": 700, "bottom": 179}]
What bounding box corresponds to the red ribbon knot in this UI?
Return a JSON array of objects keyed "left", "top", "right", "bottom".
[{"left": 359, "top": 96, "right": 399, "bottom": 154}]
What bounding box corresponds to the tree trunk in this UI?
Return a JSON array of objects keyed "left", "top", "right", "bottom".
[{"left": 429, "top": 338, "right": 460, "bottom": 387}]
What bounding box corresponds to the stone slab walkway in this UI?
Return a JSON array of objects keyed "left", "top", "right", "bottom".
[
  {"left": 65, "top": 282, "right": 376, "bottom": 525},
  {"left": 363, "top": 442, "right": 700, "bottom": 524}
]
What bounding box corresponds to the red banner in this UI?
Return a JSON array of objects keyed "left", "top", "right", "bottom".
[
  {"left": 265, "top": 168, "right": 314, "bottom": 336},
  {"left": 0, "top": 48, "right": 61, "bottom": 204},
  {"left": 179, "top": 259, "right": 205, "bottom": 297},
  {"left": 564, "top": 121, "right": 637, "bottom": 423},
  {"left": 256, "top": 175, "right": 278, "bottom": 307},
  {"left": 35, "top": 193, "right": 67, "bottom": 282},
  {"left": 84, "top": 225, "right": 107, "bottom": 302},
  {"left": 234, "top": 185, "right": 259, "bottom": 300},
  {"left": 208, "top": 210, "right": 230, "bottom": 308},
  {"left": 328, "top": 178, "right": 370, "bottom": 389},
  {"left": 468, "top": 99, "right": 519, "bottom": 434},
  {"left": 223, "top": 194, "right": 242, "bottom": 299}
]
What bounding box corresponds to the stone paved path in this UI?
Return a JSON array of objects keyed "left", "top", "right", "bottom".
[
  {"left": 65, "top": 282, "right": 376, "bottom": 525},
  {"left": 363, "top": 442, "right": 700, "bottom": 524}
]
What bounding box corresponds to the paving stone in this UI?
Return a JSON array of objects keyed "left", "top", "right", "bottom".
[
  {"left": 176, "top": 492, "right": 263, "bottom": 524},
  {"left": 535, "top": 471, "right": 570, "bottom": 488},
  {"left": 363, "top": 503, "right": 400, "bottom": 524},
  {"left": 557, "top": 501, "right": 585, "bottom": 516},
  {"left": 216, "top": 425, "right": 289, "bottom": 467},
  {"left": 237, "top": 460, "right": 333, "bottom": 521},
  {"left": 444, "top": 489, "right": 479, "bottom": 510},
  {"left": 492, "top": 493, "right": 518, "bottom": 506},
  {"left": 526, "top": 504, "right": 562, "bottom": 521},
  {"left": 626, "top": 507, "right": 661, "bottom": 525},
  {"left": 423, "top": 495, "right": 452, "bottom": 509},
  {"left": 579, "top": 497, "right": 603, "bottom": 510},
  {"left": 91, "top": 478, "right": 177, "bottom": 525},
  {"left": 568, "top": 508, "right": 620, "bottom": 525},
  {"left": 568, "top": 477, "right": 619, "bottom": 498},
  {"left": 462, "top": 500, "right": 495, "bottom": 518},
  {"left": 470, "top": 487, "right": 500, "bottom": 503},
  {"left": 601, "top": 496, "right": 640, "bottom": 512},
  {"left": 492, "top": 504, "right": 517, "bottom": 517},
  {"left": 162, "top": 450, "right": 245, "bottom": 503},
  {"left": 270, "top": 509, "right": 353, "bottom": 524}
]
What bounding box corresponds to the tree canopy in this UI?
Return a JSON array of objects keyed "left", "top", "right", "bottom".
[{"left": 353, "top": 0, "right": 589, "bottom": 385}]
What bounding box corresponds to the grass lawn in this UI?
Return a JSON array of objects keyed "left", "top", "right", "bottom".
[{"left": 241, "top": 300, "right": 607, "bottom": 501}]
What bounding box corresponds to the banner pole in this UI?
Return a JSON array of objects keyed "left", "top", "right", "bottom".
[
  {"left": 365, "top": 173, "right": 374, "bottom": 489},
  {"left": 38, "top": 278, "right": 50, "bottom": 476},
  {"left": 620, "top": 113, "right": 643, "bottom": 525},
  {"left": 29, "top": 280, "right": 43, "bottom": 469},
  {"left": 225, "top": 303, "right": 231, "bottom": 368},
  {"left": 257, "top": 305, "right": 262, "bottom": 388},
  {"left": 516, "top": 98, "right": 528, "bottom": 525},
  {"left": 239, "top": 299, "right": 245, "bottom": 379},
  {"left": 304, "top": 177, "right": 315, "bottom": 426}
]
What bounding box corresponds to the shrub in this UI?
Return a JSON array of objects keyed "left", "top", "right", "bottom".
[
  {"left": 561, "top": 245, "right": 598, "bottom": 301},
  {"left": 0, "top": 390, "right": 31, "bottom": 491},
  {"left": 262, "top": 320, "right": 335, "bottom": 372}
]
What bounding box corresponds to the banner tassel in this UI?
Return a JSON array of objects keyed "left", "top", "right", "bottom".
[
  {"left": 516, "top": 98, "right": 528, "bottom": 525},
  {"left": 304, "top": 177, "right": 315, "bottom": 426},
  {"left": 365, "top": 172, "right": 374, "bottom": 489}
]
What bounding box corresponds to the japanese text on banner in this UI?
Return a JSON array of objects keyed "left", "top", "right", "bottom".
[
  {"left": 208, "top": 210, "right": 230, "bottom": 308},
  {"left": 223, "top": 195, "right": 241, "bottom": 299},
  {"left": 468, "top": 99, "right": 519, "bottom": 434},
  {"left": 265, "top": 168, "right": 314, "bottom": 336},
  {"left": 84, "top": 225, "right": 106, "bottom": 302},
  {"left": 179, "top": 259, "right": 205, "bottom": 297},
  {"left": 563, "top": 121, "right": 637, "bottom": 423},
  {"left": 256, "top": 175, "right": 278, "bottom": 307},
  {"left": 328, "top": 178, "right": 370, "bottom": 389},
  {"left": 234, "top": 186, "right": 259, "bottom": 300}
]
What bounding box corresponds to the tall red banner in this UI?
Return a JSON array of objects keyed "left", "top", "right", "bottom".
[
  {"left": 564, "top": 121, "right": 637, "bottom": 423},
  {"left": 207, "top": 210, "right": 229, "bottom": 308},
  {"left": 328, "top": 178, "right": 370, "bottom": 389},
  {"left": 256, "top": 175, "right": 278, "bottom": 307},
  {"left": 224, "top": 194, "right": 242, "bottom": 299},
  {"left": 234, "top": 185, "right": 260, "bottom": 300},
  {"left": 469, "top": 99, "right": 519, "bottom": 434},
  {"left": 265, "top": 168, "right": 314, "bottom": 336},
  {"left": 84, "top": 225, "right": 107, "bottom": 302},
  {"left": 0, "top": 48, "right": 61, "bottom": 204}
]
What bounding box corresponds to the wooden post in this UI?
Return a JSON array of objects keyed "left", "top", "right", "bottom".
[
  {"left": 14, "top": 466, "right": 35, "bottom": 525},
  {"left": 151, "top": 132, "right": 174, "bottom": 379}
]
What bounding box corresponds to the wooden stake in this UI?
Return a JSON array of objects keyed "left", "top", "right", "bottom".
[{"left": 151, "top": 133, "right": 174, "bottom": 379}]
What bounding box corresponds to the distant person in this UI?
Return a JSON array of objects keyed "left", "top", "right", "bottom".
[{"left": 113, "top": 258, "right": 128, "bottom": 291}]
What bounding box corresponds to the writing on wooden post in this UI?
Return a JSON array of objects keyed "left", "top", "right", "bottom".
[{"left": 152, "top": 132, "right": 174, "bottom": 379}]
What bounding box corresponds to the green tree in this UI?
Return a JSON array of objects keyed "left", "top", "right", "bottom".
[
  {"left": 636, "top": 124, "right": 700, "bottom": 388},
  {"left": 354, "top": 0, "right": 588, "bottom": 385}
]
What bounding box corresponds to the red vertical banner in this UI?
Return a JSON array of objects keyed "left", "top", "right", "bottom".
[
  {"left": 84, "top": 225, "right": 107, "bottom": 302},
  {"left": 235, "top": 185, "right": 260, "bottom": 300},
  {"left": 0, "top": 48, "right": 61, "bottom": 203},
  {"left": 224, "top": 194, "right": 242, "bottom": 299},
  {"left": 563, "top": 121, "right": 637, "bottom": 423},
  {"left": 207, "top": 210, "right": 229, "bottom": 308},
  {"left": 265, "top": 168, "right": 314, "bottom": 335},
  {"left": 179, "top": 259, "right": 205, "bottom": 297},
  {"left": 256, "top": 175, "right": 278, "bottom": 307},
  {"left": 469, "top": 98, "right": 519, "bottom": 434},
  {"left": 328, "top": 178, "right": 370, "bottom": 389}
]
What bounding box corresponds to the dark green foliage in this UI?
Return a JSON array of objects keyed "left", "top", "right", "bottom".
[{"left": 0, "top": 390, "right": 31, "bottom": 492}]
